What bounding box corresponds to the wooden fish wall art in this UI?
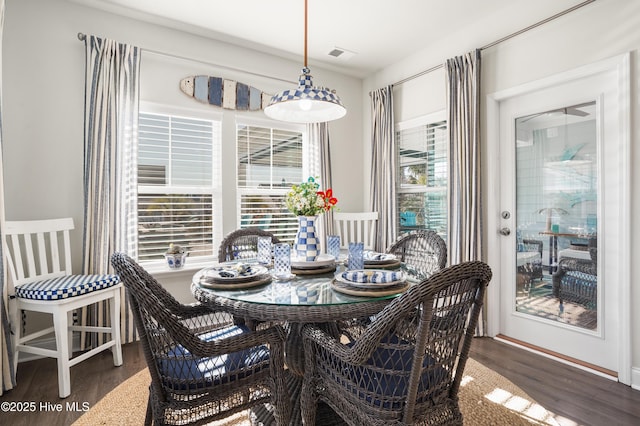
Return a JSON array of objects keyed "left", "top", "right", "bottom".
[{"left": 179, "top": 76, "right": 271, "bottom": 111}]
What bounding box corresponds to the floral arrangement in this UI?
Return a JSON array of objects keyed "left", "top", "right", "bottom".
[{"left": 285, "top": 177, "right": 338, "bottom": 216}]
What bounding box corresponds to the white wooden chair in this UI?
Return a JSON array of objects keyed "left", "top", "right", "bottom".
[
  {"left": 333, "top": 211, "right": 378, "bottom": 250},
  {"left": 4, "top": 218, "right": 123, "bottom": 398}
]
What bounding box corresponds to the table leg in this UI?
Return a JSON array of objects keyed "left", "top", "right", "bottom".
[
  {"left": 251, "top": 371, "right": 346, "bottom": 426},
  {"left": 252, "top": 322, "right": 345, "bottom": 425},
  {"left": 284, "top": 322, "right": 341, "bottom": 376},
  {"left": 552, "top": 236, "right": 558, "bottom": 273},
  {"left": 548, "top": 236, "right": 559, "bottom": 274},
  {"left": 284, "top": 323, "right": 305, "bottom": 376}
]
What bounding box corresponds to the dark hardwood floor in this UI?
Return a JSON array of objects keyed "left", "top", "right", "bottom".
[
  {"left": 471, "top": 338, "right": 640, "bottom": 425},
  {"left": 0, "top": 342, "right": 147, "bottom": 426},
  {"left": 1, "top": 337, "right": 639, "bottom": 425}
]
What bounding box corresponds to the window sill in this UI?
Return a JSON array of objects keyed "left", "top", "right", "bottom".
[{"left": 141, "top": 258, "right": 216, "bottom": 278}]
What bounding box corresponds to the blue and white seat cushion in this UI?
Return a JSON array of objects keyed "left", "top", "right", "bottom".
[
  {"left": 15, "top": 274, "right": 120, "bottom": 301},
  {"left": 158, "top": 324, "right": 271, "bottom": 391}
]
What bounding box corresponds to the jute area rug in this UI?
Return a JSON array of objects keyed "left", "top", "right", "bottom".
[{"left": 73, "top": 358, "right": 559, "bottom": 425}]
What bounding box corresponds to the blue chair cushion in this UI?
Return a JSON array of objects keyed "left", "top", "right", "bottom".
[
  {"left": 158, "top": 324, "right": 270, "bottom": 390},
  {"left": 15, "top": 274, "right": 120, "bottom": 301},
  {"left": 334, "top": 334, "right": 450, "bottom": 409}
]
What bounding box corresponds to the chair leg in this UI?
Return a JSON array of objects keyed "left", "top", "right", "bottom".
[
  {"left": 110, "top": 292, "right": 123, "bottom": 366},
  {"left": 53, "top": 310, "right": 71, "bottom": 398},
  {"left": 272, "top": 375, "right": 291, "bottom": 426},
  {"left": 10, "top": 305, "right": 21, "bottom": 377},
  {"left": 300, "top": 375, "right": 318, "bottom": 425},
  {"left": 67, "top": 310, "right": 74, "bottom": 357},
  {"left": 144, "top": 394, "right": 153, "bottom": 426}
]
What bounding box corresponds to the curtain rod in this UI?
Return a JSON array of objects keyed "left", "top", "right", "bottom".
[
  {"left": 77, "top": 32, "right": 297, "bottom": 85},
  {"left": 392, "top": 0, "right": 596, "bottom": 87}
]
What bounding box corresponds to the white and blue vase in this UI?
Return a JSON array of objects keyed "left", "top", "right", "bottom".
[
  {"left": 295, "top": 215, "right": 320, "bottom": 261},
  {"left": 165, "top": 252, "right": 187, "bottom": 269}
]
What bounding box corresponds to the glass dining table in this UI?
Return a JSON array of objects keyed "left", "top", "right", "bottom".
[
  {"left": 190, "top": 262, "right": 413, "bottom": 372},
  {"left": 190, "top": 260, "right": 415, "bottom": 425}
]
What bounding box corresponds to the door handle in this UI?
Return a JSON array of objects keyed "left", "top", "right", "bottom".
[{"left": 499, "top": 227, "right": 511, "bottom": 236}]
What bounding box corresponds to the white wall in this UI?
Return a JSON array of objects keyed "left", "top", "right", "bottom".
[
  {"left": 2, "top": 0, "right": 364, "bottom": 265},
  {"left": 364, "top": 0, "right": 640, "bottom": 385},
  {"left": 2, "top": 0, "right": 367, "bottom": 319}
]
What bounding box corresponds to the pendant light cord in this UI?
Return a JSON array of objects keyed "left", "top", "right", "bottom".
[{"left": 304, "top": 0, "right": 308, "bottom": 68}]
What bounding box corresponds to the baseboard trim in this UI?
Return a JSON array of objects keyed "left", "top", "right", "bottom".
[
  {"left": 631, "top": 367, "right": 640, "bottom": 391},
  {"left": 495, "top": 334, "right": 618, "bottom": 380}
]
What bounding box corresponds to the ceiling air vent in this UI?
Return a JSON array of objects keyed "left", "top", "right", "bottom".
[{"left": 327, "top": 47, "right": 356, "bottom": 61}]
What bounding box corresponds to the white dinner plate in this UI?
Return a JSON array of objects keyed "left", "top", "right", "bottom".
[
  {"left": 202, "top": 264, "right": 269, "bottom": 283},
  {"left": 331, "top": 279, "right": 410, "bottom": 297},
  {"left": 334, "top": 269, "right": 406, "bottom": 289},
  {"left": 199, "top": 274, "right": 272, "bottom": 289},
  {"left": 290, "top": 253, "right": 335, "bottom": 268},
  {"left": 363, "top": 251, "right": 398, "bottom": 265}
]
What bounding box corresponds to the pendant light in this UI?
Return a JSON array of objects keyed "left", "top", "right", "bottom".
[{"left": 264, "top": 0, "right": 346, "bottom": 123}]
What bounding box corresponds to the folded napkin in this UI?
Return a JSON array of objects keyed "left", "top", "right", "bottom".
[
  {"left": 341, "top": 271, "right": 403, "bottom": 284},
  {"left": 363, "top": 251, "right": 395, "bottom": 262},
  {"left": 217, "top": 263, "right": 255, "bottom": 278}
]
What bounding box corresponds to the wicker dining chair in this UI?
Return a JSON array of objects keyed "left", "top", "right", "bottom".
[
  {"left": 337, "top": 229, "right": 448, "bottom": 344},
  {"left": 552, "top": 237, "right": 597, "bottom": 310},
  {"left": 386, "top": 229, "right": 448, "bottom": 280},
  {"left": 110, "top": 252, "right": 290, "bottom": 426},
  {"left": 218, "top": 227, "right": 281, "bottom": 262},
  {"left": 301, "top": 261, "right": 492, "bottom": 426}
]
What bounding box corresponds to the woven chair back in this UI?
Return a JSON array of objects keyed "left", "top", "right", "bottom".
[{"left": 386, "top": 229, "right": 447, "bottom": 279}]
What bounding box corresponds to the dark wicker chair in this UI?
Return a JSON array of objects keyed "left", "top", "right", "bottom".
[
  {"left": 552, "top": 237, "right": 597, "bottom": 309},
  {"left": 517, "top": 238, "right": 544, "bottom": 281},
  {"left": 338, "top": 229, "right": 448, "bottom": 341},
  {"left": 218, "top": 227, "right": 281, "bottom": 263},
  {"left": 386, "top": 230, "right": 448, "bottom": 279},
  {"left": 300, "top": 261, "right": 492, "bottom": 426},
  {"left": 110, "top": 252, "right": 290, "bottom": 426}
]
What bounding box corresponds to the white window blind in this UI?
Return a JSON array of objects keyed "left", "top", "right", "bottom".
[
  {"left": 237, "top": 122, "right": 307, "bottom": 243},
  {"left": 396, "top": 116, "right": 448, "bottom": 241},
  {"left": 138, "top": 112, "right": 221, "bottom": 262}
]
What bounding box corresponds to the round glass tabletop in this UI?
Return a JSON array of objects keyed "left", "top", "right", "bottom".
[{"left": 192, "top": 263, "right": 413, "bottom": 307}]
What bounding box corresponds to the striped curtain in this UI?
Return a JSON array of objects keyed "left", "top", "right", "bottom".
[
  {"left": 445, "top": 50, "right": 484, "bottom": 332},
  {"left": 0, "top": 0, "right": 15, "bottom": 395},
  {"left": 82, "top": 35, "right": 140, "bottom": 346},
  {"left": 369, "top": 86, "right": 396, "bottom": 252},
  {"left": 308, "top": 122, "right": 335, "bottom": 250}
]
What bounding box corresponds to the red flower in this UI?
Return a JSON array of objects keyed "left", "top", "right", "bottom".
[{"left": 317, "top": 188, "right": 338, "bottom": 211}]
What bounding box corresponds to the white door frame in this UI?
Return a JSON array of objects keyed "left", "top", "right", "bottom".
[{"left": 485, "top": 53, "right": 631, "bottom": 384}]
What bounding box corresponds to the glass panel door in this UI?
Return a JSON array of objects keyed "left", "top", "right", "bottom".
[
  {"left": 514, "top": 101, "right": 597, "bottom": 330},
  {"left": 495, "top": 55, "right": 629, "bottom": 374}
]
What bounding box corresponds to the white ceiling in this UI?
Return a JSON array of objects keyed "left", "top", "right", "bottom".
[{"left": 75, "top": 0, "right": 588, "bottom": 78}]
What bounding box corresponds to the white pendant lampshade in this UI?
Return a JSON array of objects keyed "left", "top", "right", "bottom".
[{"left": 263, "top": 0, "right": 346, "bottom": 123}]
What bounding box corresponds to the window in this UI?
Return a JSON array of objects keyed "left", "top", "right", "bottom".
[
  {"left": 137, "top": 110, "right": 222, "bottom": 262},
  {"left": 236, "top": 120, "right": 309, "bottom": 243},
  {"left": 396, "top": 113, "right": 448, "bottom": 240}
]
